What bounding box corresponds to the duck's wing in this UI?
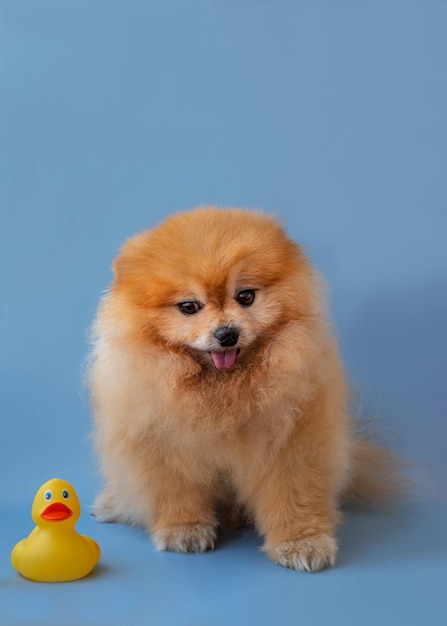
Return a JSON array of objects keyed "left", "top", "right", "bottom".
[{"left": 81, "top": 534, "right": 101, "bottom": 561}]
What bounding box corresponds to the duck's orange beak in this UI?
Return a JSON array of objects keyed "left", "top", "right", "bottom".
[{"left": 41, "top": 502, "right": 73, "bottom": 521}]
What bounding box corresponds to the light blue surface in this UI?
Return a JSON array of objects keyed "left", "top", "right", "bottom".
[{"left": 1, "top": 1, "right": 446, "bottom": 625}]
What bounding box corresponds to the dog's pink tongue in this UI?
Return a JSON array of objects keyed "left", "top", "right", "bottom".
[{"left": 211, "top": 349, "right": 238, "bottom": 370}]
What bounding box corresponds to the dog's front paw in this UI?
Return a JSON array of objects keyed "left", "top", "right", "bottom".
[
  {"left": 266, "top": 534, "right": 338, "bottom": 572},
  {"left": 153, "top": 523, "right": 217, "bottom": 553}
]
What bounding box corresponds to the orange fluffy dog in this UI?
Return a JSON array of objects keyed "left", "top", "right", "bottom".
[{"left": 89, "top": 207, "right": 398, "bottom": 571}]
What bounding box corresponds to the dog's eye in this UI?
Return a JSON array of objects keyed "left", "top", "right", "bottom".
[
  {"left": 178, "top": 301, "right": 202, "bottom": 315},
  {"left": 236, "top": 289, "right": 255, "bottom": 307}
]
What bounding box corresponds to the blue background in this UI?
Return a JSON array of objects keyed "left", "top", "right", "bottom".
[{"left": 1, "top": 1, "right": 446, "bottom": 624}]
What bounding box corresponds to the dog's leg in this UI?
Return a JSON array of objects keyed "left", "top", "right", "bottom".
[
  {"left": 148, "top": 459, "right": 217, "bottom": 553},
  {"left": 241, "top": 417, "right": 349, "bottom": 572},
  {"left": 255, "top": 472, "right": 340, "bottom": 572}
]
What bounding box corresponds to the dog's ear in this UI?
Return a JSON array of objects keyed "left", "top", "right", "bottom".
[
  {"left": 111, "top": 232, "right": 150, "bottom": 282},
  {"left": 112, "top": 253, "right": 137, "bottom": 283},
  {"left": 112, "top": 257, "right": 121, "bottom": 278}
]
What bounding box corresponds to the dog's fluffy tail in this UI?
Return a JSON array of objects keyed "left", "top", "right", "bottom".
[{"left": 343, "top": 427, "right": 412, "bottom": 506}]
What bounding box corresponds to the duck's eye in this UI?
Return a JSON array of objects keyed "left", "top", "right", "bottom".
[
  {"left": 62, "top": 490, "right": 70, "bottom": 499},
  {"left": 44, "top": 490, "right": 53, "bottom": 501},
  {"left": 178, "top": 301, "right": 202, "bottom": 315},
  {"left": 236, "top": 289, "right": 255, "bottom": 307}
]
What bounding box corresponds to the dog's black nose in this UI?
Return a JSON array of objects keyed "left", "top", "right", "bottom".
[{"left": 214, "top": 326, "right": 239, "bottom": 347}]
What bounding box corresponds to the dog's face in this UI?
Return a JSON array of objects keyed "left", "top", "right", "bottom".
[
  {"left": 154, "top": 274, "right": 279, "bottom": 370},
  {"left": 110, "top": 208, "right": 317, "bottom": 371}
]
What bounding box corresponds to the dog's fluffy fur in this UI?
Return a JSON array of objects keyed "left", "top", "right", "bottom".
[{"left": 89, "top": 207, "right": 401, "bottom": 571}]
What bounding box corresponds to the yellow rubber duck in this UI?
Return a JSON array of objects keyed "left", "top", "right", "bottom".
[{"left": 11, "top": 478, "right": 100, "bottom": 582}]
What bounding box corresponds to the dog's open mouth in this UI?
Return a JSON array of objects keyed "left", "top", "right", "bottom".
[{"left": 210, "top": 348, "right": 240, "bottom": 370}]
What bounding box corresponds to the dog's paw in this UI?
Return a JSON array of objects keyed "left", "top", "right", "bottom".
[
  {"left": 152, "top": 523, "right": 217, "bottom": 553},
  {"left": 92, "top": 489, "right": 145, "bottom": 526},
  {"left": 266, "top": 534, "right": 338, "bottom": 572},
  {"left": 91, "top": 490, "right": 121, "bottom": 522}
]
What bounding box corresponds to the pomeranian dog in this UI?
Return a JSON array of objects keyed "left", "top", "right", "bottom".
[{"left": 89, "top": 207, "right": 400, "bottom": 572}]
